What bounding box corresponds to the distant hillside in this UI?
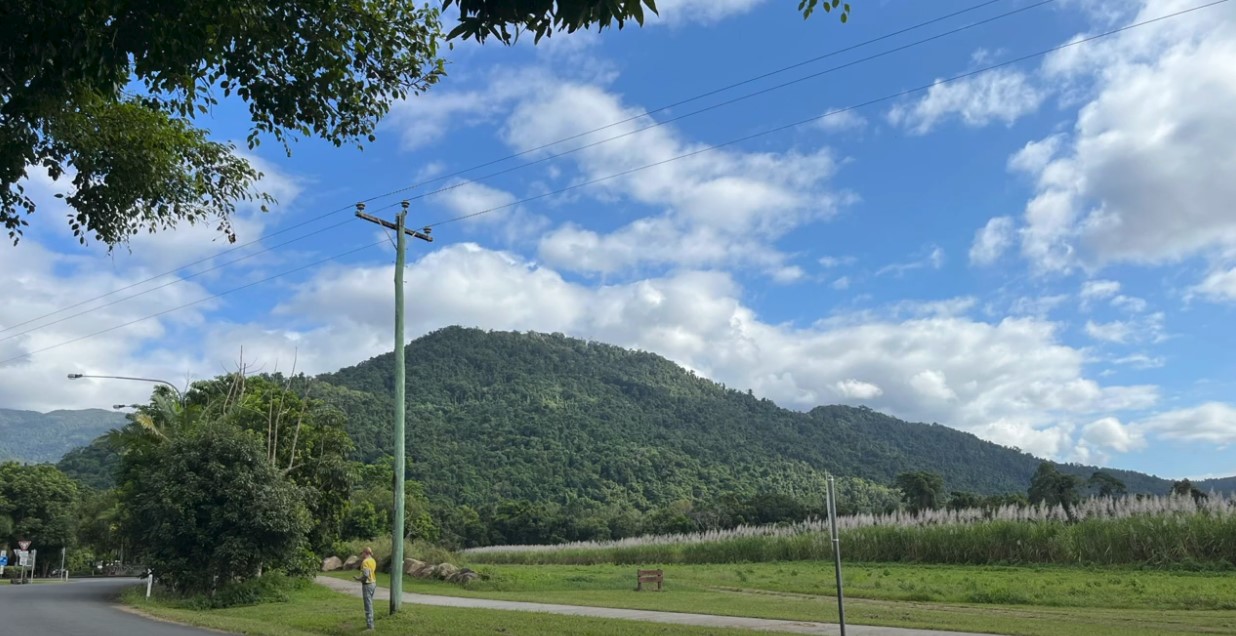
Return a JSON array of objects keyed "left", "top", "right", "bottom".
[
  {"left": 0, "top": 408, "right": 128, "bottom": 464},
  {"left": 316, "top": 327, "right": 1231, "bottom": 509}
]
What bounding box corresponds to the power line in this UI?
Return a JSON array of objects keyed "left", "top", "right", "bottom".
[
  {"left": 6, "top": 1, "right": 1218, "bottom": 360},
  {"left": 0, "top": 240, "right": 388, "bottom": 367},
  {"left": 402, "top": 0, "right": 1060, "bottom": 207},
  {"left": 0, "top": 0, "right": 1025, "bottom": 335},
  {"left": 426, "top": 0, "right": 1228, "bottom": 228},
  {"left": 358, "top": 0, "right": 1021, "bottom": 203}
]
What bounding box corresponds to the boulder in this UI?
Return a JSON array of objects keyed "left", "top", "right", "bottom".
[
  {"left": 321, "top": 556, "right": 343, "bottom": 572},
  {"left": 433, "top": 563, "right": 460, "bottom": 580},
  {"left": 411, "top": 563, "right": 436, "bottom": 579},
  {"left": 403, "top": 558, "right": 425, "bottom": 576},
  {"left": 342, "top": 555, "right": 361, "bottom": 570},
  {"left": 447, "top": 568, "right": 479, "bottom": 585}
]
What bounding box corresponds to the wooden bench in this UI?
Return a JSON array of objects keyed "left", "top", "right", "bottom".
[{"left": 636, "top": 569, "right": 663, "bottom": 591}]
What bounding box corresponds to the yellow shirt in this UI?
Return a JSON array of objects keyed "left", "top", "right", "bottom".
[{"left": 361, "top": 557, "right": 377, "bottom": 583}]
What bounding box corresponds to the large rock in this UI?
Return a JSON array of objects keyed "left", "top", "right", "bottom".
[
  {"left": 433, "top": 563, "right": 460, "bottom": 580},
  {"left": 321, "top": 556, "right": 343, "bottom": 572},
  {"left": 447, "top": 568, "right": 479, "bottom": 585},
  {"left": 411, "top": 562, "right": 436, "bottom": 579},
  {"left": 403, "top": 558, "right": 425, "bottom": 576},
  {"left": 342, "top": 555, "right": 361, "bottom": 570}
]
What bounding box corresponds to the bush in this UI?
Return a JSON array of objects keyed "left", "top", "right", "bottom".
[{"left": 185, "top": 572, "right": 308, "bottom": 609}]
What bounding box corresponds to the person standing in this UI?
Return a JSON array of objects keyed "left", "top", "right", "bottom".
[{"left": 356, "top": 547, "right": 378, "bottom": 631}]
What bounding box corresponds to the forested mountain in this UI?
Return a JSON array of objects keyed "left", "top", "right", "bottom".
[
  {"left": 0, "top": 408, "right": 126, "bottom": 463},
  {"left": 316, "top": 326, "right": 1228, "bottom": 509}
]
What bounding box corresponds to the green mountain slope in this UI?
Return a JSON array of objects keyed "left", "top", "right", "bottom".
[
  {"left": 0, "top": 408, "right": 127, "bottom": 464},
  {"left": 317, "top": 327, "right": 1229, "bottom": 508}
]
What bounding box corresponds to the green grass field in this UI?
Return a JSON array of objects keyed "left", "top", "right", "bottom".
[
  {"left": 122, "top": 583, "right": 766, "bottom": 635},
  {"left": 324, "top": 561, "right": 1236, "bottom": 636}
]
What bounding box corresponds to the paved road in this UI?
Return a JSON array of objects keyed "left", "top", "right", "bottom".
[
  {"left": 0, "top": 578, "right": 218, "bottom": 635},
  {"left": 318, "top": 576, "right": 1001, "bottom": 636}
]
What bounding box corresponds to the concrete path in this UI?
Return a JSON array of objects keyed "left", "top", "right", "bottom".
[
  {"left": 316, "top": 576, "right": 1000, "bottom": 636},
  {"left": 0, "top": 577, "right": 217, "bottom": 636}
]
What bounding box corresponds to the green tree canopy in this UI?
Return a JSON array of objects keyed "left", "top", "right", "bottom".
[
  {"left": 1028, "top": 462, "right": 1083, "bottom": 522},
  {"left": 121, "top": 422, "right": 311, "bottom": 594},
  {"left": 894, "top": 471, "right": 945, "bottom": 514},
  {"left": 1088, "top": 471, "right": 1127, "bottom": 498},
  {"left": 1170, "top": 479, "right": 1207, "bottom": 502},
  {"left": 0, "top": 462, "right": 80, "bottom": 554}
]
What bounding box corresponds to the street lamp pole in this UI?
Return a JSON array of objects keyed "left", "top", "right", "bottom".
[{"left": 66, "top": 373, "right": 185, "bottom": 405}]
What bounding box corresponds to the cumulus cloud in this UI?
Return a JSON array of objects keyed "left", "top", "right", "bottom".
[
  {"left": 889, "top": 69, "right": 1045, "bottom": 134},
  {"left": 834, "top": 379, "right": 884, "bottom": 400},
  {"left": 494, "top": 80, "right": 845, "bottom": 277},
  {"left": 1136, "top": 402, "right": 1236, "bottom": 445},
  {"left": 1082, "top": 416, "right": 1146, "bottom": 452},
  {"left": 1016, "top": 1, "right": 1236, "bottom": 271},
  {"left": 1191, "top": 263, "right": 1236, "bottom": 302},
  {"left": 970, "top": 217, "right": 1015, "bottom": 266},
  {"left": 0, "top": 241, "right": 216, "bottom": 412}
]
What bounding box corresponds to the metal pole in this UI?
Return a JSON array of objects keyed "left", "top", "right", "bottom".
[
  {"left": 60, "top": 547, "right": 65, "bottom": 580},
  {"left": 390, "top": 204, "right": 408, "bottom": 614},
  {"left": 827, "top": 475, "right": 847, "bottom": 636}
]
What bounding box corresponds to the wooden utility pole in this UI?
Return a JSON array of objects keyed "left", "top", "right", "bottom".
[{"left": 355, "top": 201, "right": 432, "bottom": 613}]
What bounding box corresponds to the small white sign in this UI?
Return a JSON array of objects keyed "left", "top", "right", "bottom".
[{"left": 16, "top": 550, "right": 30, "bottom": 567}]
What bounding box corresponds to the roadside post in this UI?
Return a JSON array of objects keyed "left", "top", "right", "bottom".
[
  {"left": 60, "top": 546, "right": 67, "bottom": 580},
  {"left": 17, "top": 540, "right": 32, "bottom": 584},
  {"left": 146, "top": 568, "right": 154, "bottom": 598},
  {"left": 825, "top": 474, "right": 847, "bottom": 636}
]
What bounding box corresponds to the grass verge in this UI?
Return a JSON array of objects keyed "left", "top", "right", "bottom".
[
  {"left": 121, "top": 578, "right": 765, "bottom": 635},
  {"left": 325, "top": 561, "right": 1236, "bottom": 636}
]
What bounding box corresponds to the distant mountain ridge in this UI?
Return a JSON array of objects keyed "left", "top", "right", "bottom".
[
  {"left": 0, "top": 408, "right": 127, "bottom": 464},
  {"left": 313, "top": 326, "right": 1233, "bottom": 507}
]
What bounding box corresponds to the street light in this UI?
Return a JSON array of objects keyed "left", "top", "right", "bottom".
[{"left": 67, "top": 373, "right": 185, "bottom": 405}]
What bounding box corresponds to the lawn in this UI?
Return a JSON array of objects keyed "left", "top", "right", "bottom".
[
  {"left": 323, "top": 561, "right": 1236, "bottom": 636},
  {"left": 122, "top": 581, "right": 766, "bottom": 635}
]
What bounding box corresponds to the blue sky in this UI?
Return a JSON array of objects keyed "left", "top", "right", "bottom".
[{"left": 2, "top": 0, "right": 1235, "bottom": 482}]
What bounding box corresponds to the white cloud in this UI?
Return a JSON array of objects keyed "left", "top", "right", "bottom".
[
  {"left": 1113, "top": 353, "right": 1165, "bottom": 369},
  {"left": 771, "top": 266, "right": 806, "bottom": 284},
  {"left": 877, "top": 245, "right": 946, "bottom": 277},
  {"left": 889, "top": 69, "right": 1045, "bottom": 134},
  {"left": 0, "top": 241, "right": 215, "bottom": 412},
  {"left": 834, "top": 379, "right": 883, "bottom": 400},
  {"left": 818, "top": 255, "right": 855, "bottom": 268},
  {"left": 1084, "top": 319, "right": 1132, "bottom": 343},
  {"left": 649, "top": 0, "right": 768, "bottom": 25},
  {"left": 1008, "top": 135, "right": 1065, "bottom": 175},
  {"left": 815, "top": 108, "right": 868, "bottom": 133},
  {"left": 1018, "top": 1, "right": 1236, "bottom": 271},
  {"left": 1136, "top": 402, "right": 1236, "bottom": 445},
  {"left": 498, "top": 80, "right": 846, "bottom": 277},
  {"left": 1080, "top": 279, "right": 1121, "bottom": 301},
  {"left": 1084, "top": 312, "right": 1164, "bottom": 344},
  {"left": 969, "top": 217, "right": 1015, "bottom": 266},
  {"left": 1191, "top": 263, "right": 1236, "bottom": 302},
  {"left": 831, "top": 276, "right": 851, "bottom": 290},
  {"left": 1082, "top": 416, "right": 1146, "bottom": 452}
]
